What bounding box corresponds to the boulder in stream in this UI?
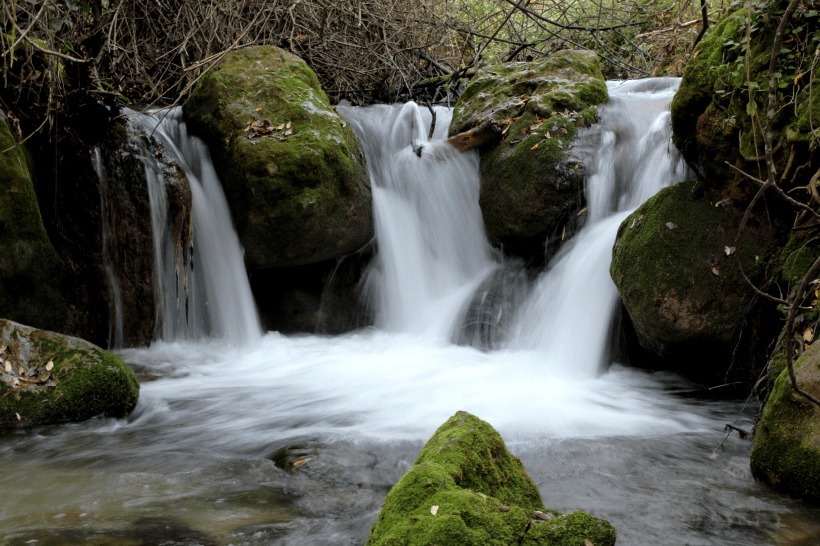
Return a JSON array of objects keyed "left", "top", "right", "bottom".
[
  {"left": 0, "top": 319, "right": 139, "bottom": 429},
  {"left": 184, "top": 46, "right": 372, "bottom": 270},
  {"left": 366, "top": 411, "right": 616, "bottom": 545},
  {"left": 750, "top": 342, "right": 820, "bottom": 501},
  {"left": 449, "top": 51, "right": 609, "bottom": 261},
  {"left": 610, "top": 180, "right": 778, "bottom": 385}
]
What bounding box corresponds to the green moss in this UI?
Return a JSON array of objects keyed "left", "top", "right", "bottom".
[
  {"left": 0, "top": 114, "right": 68, "bottom": 330},
  {"left": 610, "top": 180, "right": 776, "bottom": 379},
  {"left": 0, "top": 320, "right": 139, "bottom": 429},
  {"left": 750, "top": 342, "right": 820, "bottom": 500},
  {"left": 367, "top": 412, "right": 615, "bottom": 546},
  {"left": 449, "top": 51, "right": 607, "bottom": 255},
  {"left": 184, "top": 46, "right": 371, "bottom": 269},
  {"left": 778, "top": 233, "right": 820, "bottom": 283}
]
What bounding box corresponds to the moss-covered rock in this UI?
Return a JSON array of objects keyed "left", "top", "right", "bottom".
[
  {"left": 0, "top": 319, "right": 139, "bottom": 428},
  {"left": 610, "top": 180, "right": 778, "bottom": 384},
  {"left": 184, "top": 46, "right": 372, "bottom": 269},
  {"left": 0, "top": 113, "right": 69, "bottom": 332},
  {"left": 671, "top": 2, "right": 819, "bottom": 195},
  {"left": 750, "top": 342, "right": 820, "bottom": 500},
  {"left": 366, "top": 411, "right": 616, "bottom": 546},
  {"left": 449, "top": 51, "right": 609, "bottom": 260}
]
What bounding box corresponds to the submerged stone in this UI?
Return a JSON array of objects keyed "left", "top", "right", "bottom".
[
  {"left": 450, "top": 51, "right": 608, "bottom": 261},
  {"left": 183, "top": 46, "right": 372, "bottom": 270},
  {"left": 610, "top": 180, "right": 777, "bottom": 385},
  {"left": 0, "top": 319, "right": 139, "bottom": 428},
  {"left": 750, "top": 342, "right": 820, "bottom": 501},
  {"left": 366, "top": 411, "right": 616, "bottom": 545}
]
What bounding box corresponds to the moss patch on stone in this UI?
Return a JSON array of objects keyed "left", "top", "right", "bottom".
[
  {"left": 0, "top": 319, "right": 139, "bottom": 429},
  {"left": 0, "top": 113, "right": 68, "bottom": 331},
  {"left": 184, "top": 46, "right": 372, "bottom": 269},
  {"left": 366, "top": 411, "right": 616, "bottom": 546},
  {"left": 449, "top": 51, "right": 608, "bottom": 259},
  {"left": 610, "top": 180, "right": 777, "bottom": 383},
  {"left": 750, "top": 342, "right": 820, "bottom": 501}
]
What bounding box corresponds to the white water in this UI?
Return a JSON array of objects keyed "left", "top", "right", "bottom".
[
  {"left": 127, "top": 108, "right": 262, "bottom": 345},
  {"left": 509, "top": 78, "right": 690, "bottom": 376},
  {"left": 338, "top": 103, "right": 497, "bottom": 339}
]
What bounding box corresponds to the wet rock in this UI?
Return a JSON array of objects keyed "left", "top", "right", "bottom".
[
  {"left": 0, "top": 112, "right": 69, "bottom": 332},
  {"left": 750, "top": 342, "right": 820, "bottom": 501},
  {"left": 184, "top": 46, "right": 372, "bottom": 270},
  {"left": 610, "top": 180, "right": 778, "bottom": 385},
  {"left": 0, "top": 319, "right": 139, "bottom": 428},
  {"left": 450, "top": 51, "right": 609, "bottom": 261},
  {"left": 366, "top": 411, "right": 615, "bottom": 545}
]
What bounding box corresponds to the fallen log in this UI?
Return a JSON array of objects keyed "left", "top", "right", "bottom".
[{"left": 415, "top": 120, "right": 502, "bottom": 160}]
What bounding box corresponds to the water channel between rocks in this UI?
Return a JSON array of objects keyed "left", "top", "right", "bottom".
[{"left": 1, "top": 79, "right": 818, "bottom": 545}]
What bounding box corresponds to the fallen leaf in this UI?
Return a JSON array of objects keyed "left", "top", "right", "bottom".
[
  {"left": 794, "top": 72, "right": 805, "bottom": 85},
  {"left": 16, "top": 413, "right": 21, "bottom": 421},
  {"left": 4, "top": 362, "right": 10, "bottom": 373},
  {"left": 804, "top": 327, "right": 815, "bottom": 344},
  {"left": 715, "top": 197, "right": 732, "bottom": 207},
  {"left": 283, "top": 129, "right": 293, "bottom": 137},
  {"left": 530, "top": 142, "right": 539, "bottom": 151},
  {"left": 431, "top": 505, "right": 439, "bottom": 516},
  {"left": 0, "top": 345, "right": 7, "bottom": 354},
  {"left": 291, "top": 457, "right": 311, "bottom": 469},
  {"left": 724, "top": 246, "right": 736, "bottom": 256},
  {"left": 254, "top": 107, "right": 263, "bottom": 112},
  {"left": 630, "top": 214, "right": 645, "bottom": 228},
  {"left": 665, "top": 222, "right": 677, "bottom": 230},
  {"left": 584, "top": 540, "right": 595, "bottom": 546},
  {"left": 545, "top": 131, "right": 552, "bottom": 139},
  {"left": 286, "top": 121, "right": 292, "bottom": 129},
  {"left": 711, "top": 265, "right": 720, "bottom": 276},
  {"left": 46, "top": 361, "right": 54, "bottom": 372}
]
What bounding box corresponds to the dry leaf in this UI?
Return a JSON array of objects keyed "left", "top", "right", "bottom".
[
  {"left": 286, "top": 121, "right": 292, "bottom": 129},
  {"left": 715, "top": 197, "right": 732, "bottom": 207},
  {"left": 530, "top": 142, "right": 539, "bottom": 151},
  {"left": 0, "top": 345, "right": 7, "bottom": 354},
  {"left": 545, "top": 131, "right": 552, "bottom": 139},
  {"left": 283, "top": 129, "right": 293, "bottom": 137},
  {"left": 431, "top": 505, "right": 439, "bottom": 516},
  {"left": 4, "top": 362, "right": 11, "bottom": 373},
  {"left": 291, "top": 457, "right": 310, "bottom": 469},
  {"left": 665, "top": 222, "right": 677, "bottom": 230},
  {"left": 254, "top": 107, "right": 263, "bottom": 112},
  {"left": 630, "top": 214, "right": 644, "bottom": 228},
  {"left": 711, "top": 265, "right": 720, "bottom": 276},
  {"left": 804, "top": 327, "right": 815, "bottom": 344},
  {"left": 584, "top": 540, "right": 595, "bottom": 546},
  {"left": 16, "top": 413, "right": 21, "bottom": 421},
  {"left": 46, "top": 361, "right": 54, "bottom": 372},
  {"left": 724, "top": 246, "right": 736, "bottom": 256},
  {"left": 794, "top": 72, "right": 805, "bottom": 85}
]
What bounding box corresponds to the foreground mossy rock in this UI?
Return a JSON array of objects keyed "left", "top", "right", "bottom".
[
  {"left": 610, "top": 180, "right": 777, "bottom": 384},
  {"left": 0, "top": 319, "right": 139, "bottom": 428},
  {"left": 750, "top": 342, "right": 820, "bottom": 500},
  {"left": 671, "top": 2, "right": 819, "bottom": 192},
  {"left": 367, "top": 411, "right": 616, "bottom": 546},
  {"left": 450, "top": 51, "right": 608, "bottom": 259},
  {"left": 184, "top": 46, "right": 372, "bottom": 269},
  {"left": 0, "top": 113, "right": 68, "bottom": 331}
]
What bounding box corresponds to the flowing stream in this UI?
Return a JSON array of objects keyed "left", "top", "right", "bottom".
[{"left": 1, "top": 81, "right": 819, "bottom": 545}]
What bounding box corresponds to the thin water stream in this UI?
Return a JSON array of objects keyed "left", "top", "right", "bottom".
[{"left": 1, "top": 81, "right": 818, "bottom": 545}]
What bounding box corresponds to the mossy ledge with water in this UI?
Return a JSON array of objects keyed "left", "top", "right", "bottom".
[
  {"left": 367, "top": 411, "right": 616, "bottom": 546},
  {"left": 0, "top": 319, "right": 139, "bottom": 429}
]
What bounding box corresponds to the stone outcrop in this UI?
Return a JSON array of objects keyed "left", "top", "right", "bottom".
[
  {"left": 184, "top": 46, "right": 372, "bottom": 270},
  {"left": 610, "top": 181, "right": 777, "bottom": 384},
  {"left": 450, "top": 51, "right": 609, "bottom": 260},
  {"left": 0, "top": 319, "right": 139, "bottom": 428},
  {"left": 750, "top": 342, "right": 820, "bottom": 501},
  {"left": 0, "top": 113, "right": 69, "bottom": 333},
  {"left": 366, "top": 411, "right": 616, "bottom": 546}
]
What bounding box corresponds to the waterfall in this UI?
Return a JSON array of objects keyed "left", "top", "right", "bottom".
[
  {"left": 338, "top": 103, "right": 497, "bottom": 339},
  {"left": 341, "top": 79, "right": 687, "bottom": 374},
  {"left": 508, "top": 78, "right": 690, "bottom": 375},
  {"left": 127, "top": 108, "right": 262, "bottom": 345},
  {"left": 92, "top": 147, "right": 125, "bottom": 349}
]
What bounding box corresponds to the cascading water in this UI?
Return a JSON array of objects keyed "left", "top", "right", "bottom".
[
  {"left": 3, "top": 83, "right": 818, "bottom": 546},
  {"left": 338, "top": 103, "right": 497, "bottom": 338},
  {"left": 127, "top": 108, "right": 262, "bottom": 345},
  {"left": 508, "top": 78, "right": 690, "bottom": 375}
]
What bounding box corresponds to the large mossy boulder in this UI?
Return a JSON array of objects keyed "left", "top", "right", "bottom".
[
  {"left": 184, "top": 46, "right": 372, "bottom": 269},
  {"left": 671, "top": 1, "right": 819, "bottom": 194},
  {"left": 450, "top": 51, "right": 609, "bottom": 259},
  {"left": 610, "top": 180, "right": 778, "bottom": 384},
  {"left": 750, "top": 342, "right": 820, "bottom": 501},
  {"left": 0, "top": 319, "right": 139, "bottom": 428},
  {"left": 0, "top": 113, "right": 68, "bottom": 332},
  {"left": 367, "top": 411, "right": 616, "bottom": 546}
]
